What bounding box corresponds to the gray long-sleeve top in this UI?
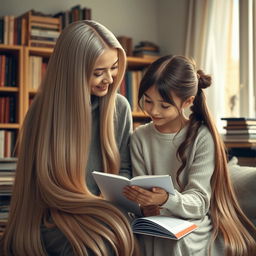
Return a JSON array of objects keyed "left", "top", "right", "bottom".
[{"left": 87, "top": 94, "right": 133, "bottom": 195}]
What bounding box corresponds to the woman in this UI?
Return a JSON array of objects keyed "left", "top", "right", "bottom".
[{"left": 1, "top": 20, "right": 137, "bottom": 256}]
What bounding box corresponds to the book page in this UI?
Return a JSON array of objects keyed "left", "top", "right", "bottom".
[
  {"left": 92, "top": 171, "right": 141, "bottom": 215},
  {"left": 132, "top": 216, "right": 198, "bottom": 240},
  {"left": 131, "top": 175, "right": 174, "bottom": 194}
]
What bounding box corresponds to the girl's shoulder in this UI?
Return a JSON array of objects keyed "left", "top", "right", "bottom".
[
  {"left": 132, "top": 122, "right": 153, "bottom": 137},
  {"left": 196, "top": 125, "right": 215, "bottom": 146}
]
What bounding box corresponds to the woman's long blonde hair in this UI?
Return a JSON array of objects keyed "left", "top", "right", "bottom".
[
  {"left": 2, "top": 21, "right": 137, "bottom": 255},
  {"left": 138, "top": 55, "right": 256, "bottom": 256}
]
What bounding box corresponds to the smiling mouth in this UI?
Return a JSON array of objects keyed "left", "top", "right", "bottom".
[
  {"left": 152, "top": 116, "right": 163, "bottom": 121},
  {"left": 96, "top": 85, "right": 108, "bottom": 90}
]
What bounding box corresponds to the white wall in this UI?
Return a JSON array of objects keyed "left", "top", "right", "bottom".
[
  {"left": 158, "top": 0, "right": 188, "bottom": 55},
  {"left": 0, "top": 0, "right": 188, "bottom": 55}
]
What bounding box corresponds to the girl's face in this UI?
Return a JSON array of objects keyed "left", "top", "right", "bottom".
[
  {"left": 143, "top": 86, "right": 186, "bottom": 133},
  {"left": 90, "top": 48, "right": 119, "bottom": 97}
]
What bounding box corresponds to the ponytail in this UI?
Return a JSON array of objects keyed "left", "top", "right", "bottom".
[{"left": 178, "top": 69, "right": 256, "bottom": 256}]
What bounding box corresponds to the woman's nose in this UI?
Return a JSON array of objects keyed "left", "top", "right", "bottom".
[{"left": 103, "top": 71, "right": 113, "bottom": 84}]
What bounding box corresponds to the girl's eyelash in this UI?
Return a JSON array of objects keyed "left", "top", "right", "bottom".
[
  {"left": 161, "top": 105, "right": 170, "bottom": 109},
  {"left": 111, "top": 66, "right": 118, "bottom": 70},
  {"left": 144, "top": 99, "right": 152, "bottom": 103}
]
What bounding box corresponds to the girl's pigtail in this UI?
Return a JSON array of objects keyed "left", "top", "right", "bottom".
[{"left": 176, "top": 70, "right": 212, "bottom": 189}]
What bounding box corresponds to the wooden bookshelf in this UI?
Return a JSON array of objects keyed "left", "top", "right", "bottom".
[
  {"left": 127, "top": 56, "right": 154, "bottom": 68},
  {"left": 0, "top": 45, "right": 24, "bottom": 158},
  {"left": 0, "top": 44, "right": 154, "bottom": 160}
]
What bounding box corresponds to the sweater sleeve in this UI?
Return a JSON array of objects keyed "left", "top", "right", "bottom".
[
  {"left": 161, "top": 129, "right": 215, "bottom": 219},
  {"left": 115, "top": 94, "right": 133, "bottom": 179}
]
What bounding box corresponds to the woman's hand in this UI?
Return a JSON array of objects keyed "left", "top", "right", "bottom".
[{"left": 123, "top": 186, "right": 169, "bottom": 207}]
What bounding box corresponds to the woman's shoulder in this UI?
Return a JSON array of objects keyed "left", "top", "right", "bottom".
[{"left": 115, "top": 93, "right": 130, "bottom": 109}]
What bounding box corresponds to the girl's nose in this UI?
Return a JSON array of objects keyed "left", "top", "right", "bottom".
[{"left": 150, "top": 105, "right": 160, "bottom": 116}]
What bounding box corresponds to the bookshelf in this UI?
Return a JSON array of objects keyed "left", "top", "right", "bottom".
[
  {"left": 1, "top": 45, "right": 152, "bottom": 159},
  {"left": 0, "top": 45, "right": 24, "bottom": 158}
]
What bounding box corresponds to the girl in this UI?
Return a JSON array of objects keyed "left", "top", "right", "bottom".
[
  {"left": 123, "top": 55, "right": 256, "bottom": 255},
  {"left": 1, "top": 21, "right": 137, "bottom": 256}
]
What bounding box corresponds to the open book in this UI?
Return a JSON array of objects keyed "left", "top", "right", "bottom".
[
  {"left": 92, "top": 171, "right": 175, "bottom": 216},
  {"left": 131, "top": 216, "right": 198, "bottom": 240}
]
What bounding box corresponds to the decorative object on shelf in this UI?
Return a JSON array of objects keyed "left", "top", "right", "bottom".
[
  {"left": 117, "top": 36, "right": 133, "bottom": 56},
  {"left": 133, "top": 41, "right": 161, "bottom": 60}
]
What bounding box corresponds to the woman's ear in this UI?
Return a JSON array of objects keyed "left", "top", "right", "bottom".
[{"left": 182, "top": 96, "right": 195, "bottom": 109}]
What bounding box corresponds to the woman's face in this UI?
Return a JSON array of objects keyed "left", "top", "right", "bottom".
[{"left": 90, "top": 48, "right": 119, "bottom": 97}]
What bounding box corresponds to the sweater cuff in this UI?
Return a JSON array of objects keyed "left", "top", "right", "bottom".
[{"left": 161, "top": 190, "right": 181, "bottom": 211}]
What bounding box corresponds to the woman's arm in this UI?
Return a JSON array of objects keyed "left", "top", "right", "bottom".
[{"left": 115, "top": 94, "right": 133, "bottom": 179}]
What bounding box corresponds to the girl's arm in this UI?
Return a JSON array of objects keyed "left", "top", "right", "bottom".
[{"left": 160, "top": 129, "right": 215, "bottom": 219}]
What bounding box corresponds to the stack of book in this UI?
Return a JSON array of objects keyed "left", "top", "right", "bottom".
[
  {"left": 133, "top": 41, "right": 161, "bottom": 60},
  {"left": 22, "top": 10, "right": 62, "bottom": 48},
  {"left": 0, "top": 158, "right": 16, "bottom": 236},
  {"left": 221, "top": 117, "right": 256, "bottom": 142}
]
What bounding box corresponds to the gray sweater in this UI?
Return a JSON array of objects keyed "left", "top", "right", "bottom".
[
  {"left": 130, "top": 122, "right": 218, "bottom": 256},
  {"left": 87, "top": 93, "right": 133, "bottom": 195}
]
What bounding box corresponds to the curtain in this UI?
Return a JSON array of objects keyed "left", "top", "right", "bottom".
[
  {"left": 185, "top": 0, "right": 233, "bottom": 129},
  {"left": 239, "top": 0, "right": 256, "bottom": 117}
]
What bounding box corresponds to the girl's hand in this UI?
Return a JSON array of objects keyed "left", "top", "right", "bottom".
[
  {"left": 123, "top": 186, "right": 168, "bottom": 207},
  {"left": 141, "top": 205, "right": 160, "bottom": 217}
]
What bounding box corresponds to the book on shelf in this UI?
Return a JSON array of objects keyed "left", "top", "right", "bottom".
[
  {"left": 222, "top": 134, "right": 256, "bottom": 142},
  {"left": 221, "top": 117, "right": 256, "bottom": 126},
  {"left": 131, "top": 215, "right": 198, "bottom": 240},
  {"left": 224, "top": 125, "right": 256, "bottom": 130},
  {"left": 0, "top": 54, "right": 18, "bottom": 87},
  {"left": 0, "top": 158, "right": 17, "bottom": 236},
  {"left": 54, "top": 5, "right": 92, "bottom": 30},
  {"left": 92, "top": 171, "right": 174, "bottom": 216},
  {"left": 226, "top": 130, "right": 256, "bottom": 135}
]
